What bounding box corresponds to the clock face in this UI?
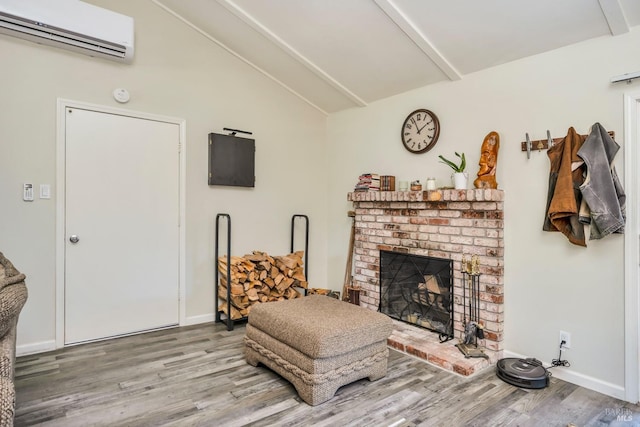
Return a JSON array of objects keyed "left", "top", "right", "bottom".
[{"left": 401, "top": 109, "right": 440, "bottom": 153}]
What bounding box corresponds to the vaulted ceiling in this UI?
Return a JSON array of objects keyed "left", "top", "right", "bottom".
[{"left": 154, "top": 0, "right": 640, "bottom": 114}]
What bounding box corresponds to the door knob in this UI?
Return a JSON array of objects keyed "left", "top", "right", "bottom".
[{"left": 69, "top": 235, "right": 79, "bottom": 243}]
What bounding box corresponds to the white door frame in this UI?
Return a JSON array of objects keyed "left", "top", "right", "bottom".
[
  {"left": 55, "top": 98, "right": 187, "bottom": 348},
  {"left": 624, "top": 90, "right": 640, "bottom": 403}
]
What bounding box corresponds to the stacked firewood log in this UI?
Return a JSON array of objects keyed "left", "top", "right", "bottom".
[{"left": 217, "top": 250, "right": 307, "bottom": 319}]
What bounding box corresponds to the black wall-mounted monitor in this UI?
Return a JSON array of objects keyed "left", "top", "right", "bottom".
[{"left": 208, "top": 133, "right": 255, "bottom": 187}]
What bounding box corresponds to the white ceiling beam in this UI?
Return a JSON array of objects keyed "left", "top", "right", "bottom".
[
  {"left": 373, "top": 0, "right": 461, "bottom": 81},
  {"left": 152, "top": 0, "right": 329, "bottom": 115},
  {"left": 217, "top": 0, "right": 368, "bottom": 108},
  {"left": 599, "top": 0, "right": 630, "bottom": 36}
]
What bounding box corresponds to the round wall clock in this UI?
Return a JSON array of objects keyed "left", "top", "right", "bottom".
[{"left": 401, "top": 109, "right": 440, "bottom": 153}]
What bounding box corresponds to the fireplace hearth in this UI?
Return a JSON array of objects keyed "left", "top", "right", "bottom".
[{"left": 379, "top": 250, "right": 453, "bottom": 341}]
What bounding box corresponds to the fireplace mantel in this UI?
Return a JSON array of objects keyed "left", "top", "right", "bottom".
[
  {"left": 348, "top": 189, "right": 504, "bottom": 353},
  {"left": 348, "top": 188, "right": 503, "bottom": 203}
]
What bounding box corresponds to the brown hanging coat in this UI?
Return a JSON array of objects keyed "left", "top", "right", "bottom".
[{"left": 542, "top": 127, "right": 587, "bottom": 246}]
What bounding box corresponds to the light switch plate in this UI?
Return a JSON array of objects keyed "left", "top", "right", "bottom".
[{"left": 40, "top": 184, "right": 51, "bottom": 199}]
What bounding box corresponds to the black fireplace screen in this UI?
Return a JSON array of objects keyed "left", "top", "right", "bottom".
[{"left": 379, "top": 250, "right": 453, "bottom": 340}]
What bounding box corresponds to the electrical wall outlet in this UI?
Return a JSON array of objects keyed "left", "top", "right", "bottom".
[{"left": 559, "top": 330, "right": 571, "bottom": 349}]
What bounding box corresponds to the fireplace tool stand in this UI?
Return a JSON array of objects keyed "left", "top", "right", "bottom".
[{"left": 456, "top": 255, "right": 489, "bottom": 359}]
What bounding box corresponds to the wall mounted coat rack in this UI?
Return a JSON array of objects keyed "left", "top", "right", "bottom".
[{"left": 521, "top": 130, "right": 615, "bottom": 159}]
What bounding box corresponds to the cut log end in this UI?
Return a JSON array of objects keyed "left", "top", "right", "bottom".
[{"left": 217, "top": 250, "right": 307, "bottom": 316}]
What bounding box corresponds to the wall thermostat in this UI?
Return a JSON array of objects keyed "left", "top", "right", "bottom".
[
  {"left": 113, "top": 88, "right": 130, "bottom": 103},
  {"left": 23, "top": 183, "right": 34, "bottom": 201}
]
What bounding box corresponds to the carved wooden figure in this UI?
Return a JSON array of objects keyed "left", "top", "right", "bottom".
[{"left": 474, "top": 131, "right": 500, "bottom": 189}]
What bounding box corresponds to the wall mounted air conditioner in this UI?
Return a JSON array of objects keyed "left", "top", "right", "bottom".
[{"left": 0, "top": 0, "right": 134, "bottom": 63}]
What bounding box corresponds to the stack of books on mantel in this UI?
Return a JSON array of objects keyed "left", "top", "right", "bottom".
[
  {"left": 354, "top": 173, "right": 380, "bottom": 192},
  {"left": 354, "top": 174, "right": 395, "bottom": 192}
]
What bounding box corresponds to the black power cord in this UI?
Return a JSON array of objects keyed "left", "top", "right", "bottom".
[{"left": 549, "top": 339, "right": 571, "bottom": 368}]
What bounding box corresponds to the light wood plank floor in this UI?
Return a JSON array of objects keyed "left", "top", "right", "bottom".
[{"left": 14, "top": 322, "right": 640, "bottom": 426}]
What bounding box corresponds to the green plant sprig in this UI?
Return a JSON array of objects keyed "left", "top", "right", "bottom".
[{"left": 438, "top": 152, "right": 466, "bottom": 172}]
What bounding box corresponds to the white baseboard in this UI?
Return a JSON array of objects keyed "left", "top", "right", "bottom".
[
  {"left": 183, "top": 313, "right": 215, "bottom": 326},
  {"left": 17, "top": 340, "right": 56, "bottom": 357},
  {"left": 503, "top": 350, "right": 626, "bottom": 401}
]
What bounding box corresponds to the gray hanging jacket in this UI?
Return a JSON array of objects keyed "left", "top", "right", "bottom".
[{"left": 577, "top": 123, "right": 625, "bottom": 239}]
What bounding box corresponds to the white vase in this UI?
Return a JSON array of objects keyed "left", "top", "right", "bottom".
[{"left": 453, "top": 172, "right": 468, "bottom": 190}]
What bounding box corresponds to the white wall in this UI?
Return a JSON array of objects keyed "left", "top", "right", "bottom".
[
  {"left": 0, "top": 1, "right": 328, "bottom": 350},
  {"left": 327, "top": 29, "right": 640, "bottom": 397},
  {"left": 2, "top": 0, "right": 637, "bottom": 401}
]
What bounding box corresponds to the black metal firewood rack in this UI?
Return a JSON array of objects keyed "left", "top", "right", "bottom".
[
  {"left": 214, "top": 213, "right": 234, "bottom": 331},
  {"left": 214, "top": 213, "right": 310, "bottom": 331},
  {"left": 290, "top": 214, "right": 309, "bottom": 292}
]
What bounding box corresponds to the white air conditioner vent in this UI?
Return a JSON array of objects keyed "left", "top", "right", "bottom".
[{"left": 0, "top": 0, "right": 134, "bottom": 63}]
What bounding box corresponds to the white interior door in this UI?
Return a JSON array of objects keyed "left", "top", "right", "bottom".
[
  {"left": 64, "top": 107, "right": 180, "bottom": 344},
  {"left": 624, "top": 90, "right": 640, "bottom": 403}
]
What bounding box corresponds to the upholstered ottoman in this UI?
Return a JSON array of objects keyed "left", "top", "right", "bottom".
[{"left": 244, "top": 295, "right": 394, "bottom": 405}]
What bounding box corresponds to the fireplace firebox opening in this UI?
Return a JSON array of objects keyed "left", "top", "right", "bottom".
[{"left": 379, "top": 250, "right": 453, "bottom": 342}]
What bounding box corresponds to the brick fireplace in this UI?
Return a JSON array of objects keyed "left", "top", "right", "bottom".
[{"left": 347, "top": 188, "right": 504, "bottom": 375}]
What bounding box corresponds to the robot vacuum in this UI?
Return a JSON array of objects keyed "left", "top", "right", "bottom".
[{"left": 496, "top": 358, "right": 549, "bottom": 389}]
